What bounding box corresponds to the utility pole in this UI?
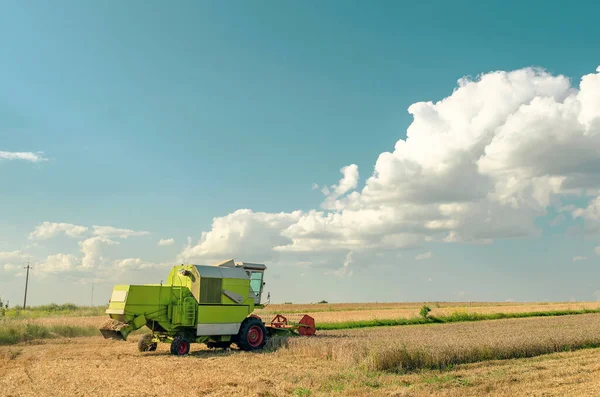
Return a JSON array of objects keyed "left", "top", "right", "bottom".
[{"left": 23, "top": 262, "right": 31, "bottom": 309}]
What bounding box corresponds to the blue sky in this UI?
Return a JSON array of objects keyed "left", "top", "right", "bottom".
[{"left": 1, "top": 1, "right": 600, "bottom": 306}]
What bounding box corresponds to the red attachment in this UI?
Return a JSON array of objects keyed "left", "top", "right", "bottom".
[
  {"left": 298, "top": 314, "right": 316, "bottom": 336},
  {"left": 270, "top": 314, "right": 289, "bottom": 329},
  {"left": 268, "top": 313, "right": 316, "bottom": 336}
]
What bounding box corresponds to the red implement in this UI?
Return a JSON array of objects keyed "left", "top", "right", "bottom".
[
  {"left": 298, "top": 314, "right": 316, "bottom": 336},
  {"left": 267, "top": 313, "right": 316, "bottom": 336}
]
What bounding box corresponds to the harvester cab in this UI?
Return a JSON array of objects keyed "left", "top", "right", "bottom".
[{"left": 99, "top": 259, "right": 315, "bottom": 355}]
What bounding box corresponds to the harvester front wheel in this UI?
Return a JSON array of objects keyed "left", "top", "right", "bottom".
[
  {"left": 235, "top": 317, "right": 268, "bottom": 351},
  {"left": 170, "top": 336, "right": 190, "bottom": 356},
  {"left": 138, "top": 334, "right": 157, "bottom": 352}
]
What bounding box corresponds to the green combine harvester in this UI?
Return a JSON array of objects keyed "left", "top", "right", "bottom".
[{"left": 100, "top": 259, "right": 316, "bottom": 355}]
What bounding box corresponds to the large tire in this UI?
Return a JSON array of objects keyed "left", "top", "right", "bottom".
[
  {"left": 138, "top": 333, "right": 157, "bottom": 352},
  {"left": 235, "top": 317, "right": 268, "bottom": 351},
  {"left": 170, "top": 336, "right": 190, "bottom": 356}
]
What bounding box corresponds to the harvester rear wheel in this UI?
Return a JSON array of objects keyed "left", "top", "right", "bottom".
[
  {"left": 170, "top": 336, "right": 190, "bottom": 356},
  {"left": 235, "top": 317, "right": 268, "bottom": 351},
  {"left": 138, "top": 334, "right": 157, "bottom": 352}
]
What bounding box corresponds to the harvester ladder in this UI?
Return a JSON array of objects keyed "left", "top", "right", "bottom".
[{"left": 182, "top": 296, "right": 196, "bottom": 327}]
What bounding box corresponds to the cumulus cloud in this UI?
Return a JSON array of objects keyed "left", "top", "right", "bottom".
[
  {"left": 40, "top": 254, "right": 81, "bottom": 273},
  {"left": 92, "top": 225, "right": 150, "bottom": 239},
  {"left": 416, "top": 251, "right": 433, "bottom": 260},
  {"left": 175, "top": 67, "right": 594, "bottom": 268},
  {"left": 321, "top": 164, "right": 359, "bottom": 210},
  {"left": 29, "top": 222, "right": 88, "bottom": 240},
  {"left": 0, "top": 151, "right": 47, "bottom": 163},
  {"left": 177, "top": 65, "right": 600, "bottom": 268},
  {"left": 79, "top": 236, "right": 119, "bottom": 269},
  {"left": 158, "top": 238, "right": 175, "bottom": 246},
  {"left": 0, "top": 251, "right": 33, "bottom": 273},
  {"left": 179, "top": 209, "right": 302, "bottom": 263},
  {"left": 114, "top": 258, "right": 153, "bottom": 270}
]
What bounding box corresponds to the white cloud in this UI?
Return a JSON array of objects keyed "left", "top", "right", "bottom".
[
  {"left": 176, "top": 65, "right": 600, "bottom": 268},
  {"left": 114, "top": 258, "right": 153, "bottom": 270},
  {"left": 0, "top": 251, "right": 33, "bottom": 273},
  {"left": 321, "top": 164, "right": 360, "bottom": 210},
  {"left": 0, "top": 151, "right": 47, "bottom": 163},
  {"left": 29, "top": 222, "right": 88, "bottom": 240},
  {"left": 78, "top": 236, "right": 119, "bottom": 269},
  {"left": 40, "top": 254, "right": 81, "bottom": 273},
  {"left": 92, "top": 225, "right": 150, "bottom": 239},
  {"left": 179, "top": 209, "right": 302, "bottom": 263},
  {"left": 416, "top": 251, "right": 433, "bottom": 260},
  {"left": 158, "top": 238, "right": 175, "bottom": 246},
  {"left": 573, "top": 256, "right": 587, "bottom": 262}
]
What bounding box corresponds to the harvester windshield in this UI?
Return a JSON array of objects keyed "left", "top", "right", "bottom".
[
  {"left": 249, "top": 272, "right": 263, "bottom": 297},
  {"left": 238, "top": 262, "right": 266, "bottom": 304}
]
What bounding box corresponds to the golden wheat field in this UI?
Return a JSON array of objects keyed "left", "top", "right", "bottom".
[
  {"left": 19, "top": 300, "right": 600, "bottom": 329},
  {"left": 3, "top": 311, "right": 600, "bottom": 396}
]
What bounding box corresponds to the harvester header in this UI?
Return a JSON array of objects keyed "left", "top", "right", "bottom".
[{"left": 100, "top": 259, "right": 315, "bottom": 355}]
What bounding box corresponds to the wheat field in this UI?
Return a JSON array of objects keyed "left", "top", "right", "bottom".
[
  {"left": 13, "top": 301, "right": 600, "bottom": 330},
  {"left": 3, "top": 313, "right": 600, "bottom": 396}
]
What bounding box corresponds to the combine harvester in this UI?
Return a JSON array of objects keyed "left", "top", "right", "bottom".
[{"left": 100, "top": 259, "right": 316, "bottom": 355}]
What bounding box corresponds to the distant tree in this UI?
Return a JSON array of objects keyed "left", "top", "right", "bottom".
[
  {"left": 420, "top": 305, "right": 431, "bottom": 319},
  {"left": 318, "top": 300, "right": 328, "bottom": 304}
]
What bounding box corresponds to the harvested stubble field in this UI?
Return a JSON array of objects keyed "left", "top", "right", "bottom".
[{"left": 3, "top": 314, "right": 600, "bottom": 396}]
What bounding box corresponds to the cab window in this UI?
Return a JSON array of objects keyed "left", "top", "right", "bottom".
[{"left": 249, "top": 271, "right": 263, "bottom": 296}]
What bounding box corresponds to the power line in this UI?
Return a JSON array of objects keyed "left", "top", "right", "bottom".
[{"left": 23, "top": 262, "right": 32, "bottom": 309}]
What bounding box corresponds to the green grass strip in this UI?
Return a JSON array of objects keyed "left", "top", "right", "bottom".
[
  {"left": 2, "top": 304, "right": 108, "bottom": 319},
  {"left": 316, "top": 308, "right": 600, "bottom": 331},
  {"left": 0, "top": 322, "right": 99, "bottom": 345}
]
